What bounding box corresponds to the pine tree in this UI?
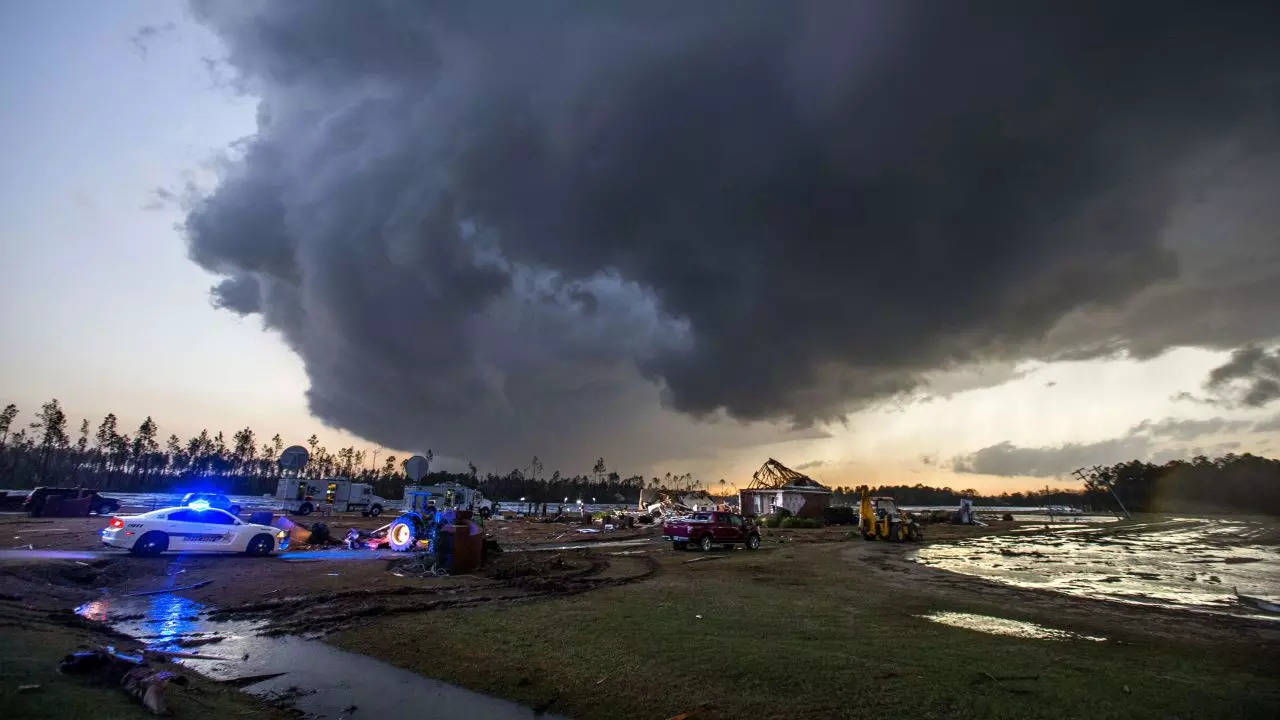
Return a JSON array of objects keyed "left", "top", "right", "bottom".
[
  {"left": 75, "top": 419, "right": 89, "bottom": 453},
  {"left": 95, "top": 413, "right": 118, "bottom": 453},
  {"left": 0, "top": 404, "right": 17, "bottom": 446},
  {"left": 30, "top": 399, "right": 69, "bottom": 482},
  {"left": 232, "top": 427, "right": 256, "bottom": 473}
]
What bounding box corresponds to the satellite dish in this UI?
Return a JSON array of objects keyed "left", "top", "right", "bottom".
[
  {"left": 403, "top": 455, "right": 431, "bottom": 482},
  {"left": 278, "top": 445, "right": 309, "bottom": 471}
]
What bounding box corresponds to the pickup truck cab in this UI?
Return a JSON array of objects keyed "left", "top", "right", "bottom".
[{"left": 663, "top": 511, "right": 760, "bottom": 551}]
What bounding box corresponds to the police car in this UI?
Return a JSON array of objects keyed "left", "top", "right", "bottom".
[{"left": 101, "top": 504, "right": 288, "bottom": 556}]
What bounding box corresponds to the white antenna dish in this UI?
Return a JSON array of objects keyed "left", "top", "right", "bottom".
[
  {"left": 403, "top": 455, "right": 431, "bottom": 482},
  {"left": 278, "top": 445, "right": 309, "bottom": 471}
]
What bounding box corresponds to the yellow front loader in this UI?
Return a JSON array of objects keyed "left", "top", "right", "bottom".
[{"left": 857, "top": 485, "right": 922, "bottom": 542}]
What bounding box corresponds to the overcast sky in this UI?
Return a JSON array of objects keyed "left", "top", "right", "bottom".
[{"left": 2, "top": 1, "right": 1278, "bottom": 492}]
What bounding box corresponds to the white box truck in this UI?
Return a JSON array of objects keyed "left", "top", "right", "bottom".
[
  {"left": 275, "top": 478, "right": 388, "bottom": 516},
  {"left": 402, "top": 481, "right": 495, "bottom": 517}
]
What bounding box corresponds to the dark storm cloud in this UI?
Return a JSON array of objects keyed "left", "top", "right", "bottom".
[
  {"left": 1204, "top": 346, "right": 1280, "bottom": 407},
  {"left": 184, "top": 1, "right": 1280, "bottom": 464},
  {"left": 955, "top": 415, "right": 1256, "bottom": 477},
  {"left": 952, "top": 437, "right": 1150, "bottom": 478}
]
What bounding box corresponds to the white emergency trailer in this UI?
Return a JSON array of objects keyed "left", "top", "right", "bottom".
[{"left": 275, "top": 478, "right": 388, "bottom": 516}]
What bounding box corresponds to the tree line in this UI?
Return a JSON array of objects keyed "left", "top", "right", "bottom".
[
  {"left": 4, "top": 399, "right": 1275, "bottom": 513},
  {"left": 0, "top": 400, "right": 695, "bottom": 503},
  {"left": 0, "top": 400, "right": 386, "bottom": 496},
  {"left": 824, "top": 453, "right": 1280, "bottom": 515},
  {"left": 826, "top": 484, "right": 1086, "bottom": 508},
  {"left": 1084, "top": 453, "right": 1280, "bottom": 515}
]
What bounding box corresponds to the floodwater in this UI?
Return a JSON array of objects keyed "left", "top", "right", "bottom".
[
  {"left": 76, "top": 594, "right": 564, "bottom": 718},
  {"left": 916, "top": 518, "right": 1280, "bottom": 621},
  {"left": 919, "top": 611, "right": 1106, "bottom": 641}
]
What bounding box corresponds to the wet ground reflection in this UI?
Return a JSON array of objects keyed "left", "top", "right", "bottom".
[
  {"left": 920, "top": 611, "right": 1106, "bottom": 641},
  {"left": 76, "top": 593, "right": 563, "bottom": 718},
  {"left": 916, "top": 518, "right": 1280, "bottom": 620}
]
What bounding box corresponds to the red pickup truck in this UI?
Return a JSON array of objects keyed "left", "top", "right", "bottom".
[{"left": 663, "top": 511, "right": 761, "bottom": 551}]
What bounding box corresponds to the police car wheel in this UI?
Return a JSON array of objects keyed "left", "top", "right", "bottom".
[
  {"left": 245, "top": 534, "right": 274, "bottom": 556},
  {"left": 132, "top": 531, "right": 168, "bottom": 556}
]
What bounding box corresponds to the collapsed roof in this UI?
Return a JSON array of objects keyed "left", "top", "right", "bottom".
[{"left": 746, "top": 458, "right": 830, "bottom": 491}]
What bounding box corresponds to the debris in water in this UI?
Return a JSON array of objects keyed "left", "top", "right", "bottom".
[
  {"left": 17, "top": 684, "right": 40, "bottom": 693},
  {"left": 1235, "top": 587, "right": 1280, "bottom": 614},
  {"left": 920, "top": 611, "right": 1105, "bottom": 641},
  {"left": 216, "top": 672, "right": 288, "bottom": 688},
  {"left": 175, "top": 636, "right": 225, "bottom": 648}
]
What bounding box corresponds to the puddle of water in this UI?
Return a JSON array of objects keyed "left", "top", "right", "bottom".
[
  {"left": 916, "top": 518, "right": 1280, "bottom": 621},
  {"left": 920, "top": 611, "right": 1106, "bottom": 641},
  {"left": 0, "top": 549, "right": 103, "bottom": 561},
  {"left": 76, "top": 594, "right": 564, "bottom": 719}
]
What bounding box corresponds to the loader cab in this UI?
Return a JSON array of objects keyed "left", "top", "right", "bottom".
[{"left": 871, "top": 497, "right": 899, "bottom": 518}]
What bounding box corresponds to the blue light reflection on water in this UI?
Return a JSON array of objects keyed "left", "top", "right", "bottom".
[
  {"left": 75, "top": 594, "right": 206, "bottom": 651},
  {"left": 140, "top": 594, "right": 204, "bottom": 650}
]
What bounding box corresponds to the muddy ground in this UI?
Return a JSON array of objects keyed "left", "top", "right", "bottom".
[
  {"left": 1, "top": 511, "right": 1276, "bottom": 718},
  {"left": 0, "top": 511, "right": 1040, "bottom": 612}
]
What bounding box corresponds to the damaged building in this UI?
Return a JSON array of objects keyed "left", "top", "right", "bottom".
[{"left": 739, "top": 458, "right": 832, "bottom": 519}]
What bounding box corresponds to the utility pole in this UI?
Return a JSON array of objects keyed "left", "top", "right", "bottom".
[{"left": 1073, "top": 466, "right": 1130, "bottom": 520}]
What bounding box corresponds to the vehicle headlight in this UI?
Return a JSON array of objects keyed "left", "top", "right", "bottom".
[{"left": 276, "top": 530, "right": 287, "bottom": 539}]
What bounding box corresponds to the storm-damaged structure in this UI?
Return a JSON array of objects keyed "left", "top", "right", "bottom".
[
  {"left": 739, "top": 459, "right": 832, "bottom": 519},
  {"left": 637, "top": 488, "right": 717, "bottom": 520}
]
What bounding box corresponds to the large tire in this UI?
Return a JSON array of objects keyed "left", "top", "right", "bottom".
[
  {"left": 296, "top": 502, "right": 313, "bottom": 516},
  {"left": 889, "top": 523, "right": 903, "bottom": 542},
  {"left": 478, "top": 506, "right": 491, "bottom": 519},
  {"left": 699, "top": 534, "right": 713, "bottom": 552},
  {"left": 131, "top": 531, "right": 168, "bottom": 556},
  {"left": 746, "top": 534, "right": 761, "bottom": 550},
  {"left": 387, "top": 515, "right": 419, "bottom": 552},
  {"left": 673, "top": 541, "right": 688, "bottom": 551},
  {"left": 245, "top": 534, "right": 275, "bottom": 556},
  {"left": 368, "top": 504, "right": 382, "bottom": 518}
]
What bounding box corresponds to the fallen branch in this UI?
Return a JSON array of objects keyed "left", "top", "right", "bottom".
[
  {"left": 143, "top": 649, "right": 230, "bottom": 661},
  {"left": 126, "top": 580, "right": 212, "bottom": 597},
  {"left": 683, "top": 555, "right": 728, "bottom": 564},
  {"left": 976, "top": 671, "right": 1040, "bottom": 682},
  {"left": 216, "top": 672, "right": 288, "bottom": 688}
]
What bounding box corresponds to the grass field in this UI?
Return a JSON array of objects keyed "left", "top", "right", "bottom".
[{"left": 333, "top": 541, "right": 1280, "bottom": 719}]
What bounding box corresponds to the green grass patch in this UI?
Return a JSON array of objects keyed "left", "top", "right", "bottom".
[{"left": 330, "top": 549, "right": 1279, "bottom": 719}]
